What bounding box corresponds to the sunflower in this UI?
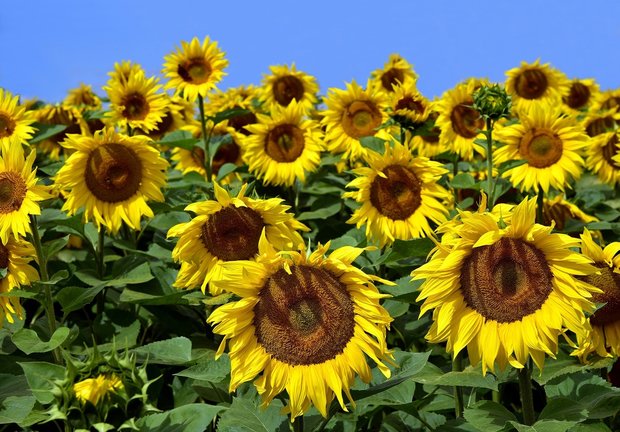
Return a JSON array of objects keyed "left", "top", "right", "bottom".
[
  {"left": 582, "top": 109, "right": 620, "bottom": 138},
  {"left": 562, "top": 78, "right": 600, "bottom": 115},
  {"left": 573, "top": 229, "right": 620, "bottom": 360},
  {"left": 542, "top": 194, "right": 598, "bottom": 230},
  {"left": 0, "top": 235, "right": 39, "bottom": 326},
  {"left": 63, "top": 83, "right": 102, "bottom": 111},
  {"left": 135, "top": 94, "right": 188, "bottom": 141},
  {"left": 493, "top": 102, "right": 588, "bottom": 193},
  {"left": 207, "top": 236, "right": 393, "bottom": 420},
  {"left": 163, "top": 36, "right": 228, "bottom": 103},
  {"left": 0, "top": 150, "right": 50, "bottom": 243},
  {"left": 167, "top": 182, "right": 309, "bottom": 294},
  {"left": 505, "top": 59, "right": 570, "bottom": 111},
  {"left": 107, "top": 61, "right": 146, "bottom": 88},
  {"left": 0, "top": 88, "right": 36, "bottom": 153},
  {"left": 73, "top": 374, "right": 124, "bottom": 406},
  {"left": 435, "top": 79, "right": 487, "bottom": 161},
  {"left": 54, "top": 128, "right": 168, "bottom": 234},
  {"left": 586, "top": 130, "right": 620, "bottom": 186},
  {"left": 389, "top": 81, "right": 430, "bottom": 125},
  {"left": 242, "top": 100, "right": 323, "bottom": 187},
  {"left": 412, "top": 198, "right": 598, "bottom": 374},
  {"left": 593, "top": 88, "right": 620, "bottom": 113},
  {"left": 370, "top": 54, "right": 418, "bottom": 95},
  {"left": 105, "top": 71, "right": 167, "bottom": 133},
  {"left": 33, "top": 104, "right": 89, "bottom": 160},
  {"left": 343, "top": 141, "right": 450, "bottom": 247},
  {"left": 321, "top": 81, "right": 392, "bottom": 162},
  {"left": 204, "top": 85, "right": 260, "bottom": 136},
  {"left": 260, "top": 64, "right": 318, "bottom": 112},
  {"left": 409, "top": 110, "right": 448, "bottom": 158}
]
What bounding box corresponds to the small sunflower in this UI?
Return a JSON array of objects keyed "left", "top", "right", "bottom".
[
  {"left": 321, "top": 81, "right": 392, "bottom": 162},
  {"left": 494, "top": 102, "right": 588, "bottom": 193},
  {"left": 135, "top": 94, "right": 188, "bottom": 141},
  {"left": 542, "top": 194, "right": 598, "bottom": 230},
  {"left": 73, "top": 374, "right": 124, "bottom": 406},
  {"left": 412, "top": 198, "right": 598, "bottom": 373},
  {"left": 389, "top": 81, "right": 430, "bottom": 124},
  {"left": 370, "top": 53, "right": 418, "bottom": 95},
  {"left": 586, "top": 130, "right": 620, "bottom": 186},
  {"left": 435, "top": 79, "right": 487, "bottom": 161},
  {"left": 582, "top": 109, "right": 620, "bottom": 138},
  {"left": 593, "top": 88, "right": 620, "bottom": 113},
  {"left": 343, "top": 141, "right": 450, "bottom": 247},
  {"left": 260, "top": 64, "right": 319, "bottom": 112},
  {"left": 409, "top": 110, "right": 448, "bottom": 158},
  {"left": 562, "top": 78, "right": 600, "bottom": 115},
  {"left": 242, "top": 100, "right": 323, "bottom": 187},
  {"left": 167, "top": 182, "right": 309, "bottom": 294},
  {"left": 0, "top": 235, "right": 39, "bottom": 326},
  {"left": 0, "top": 88, "right": 36, "bottom": 153},
  {"left": 0, "top": 150, "right": 50, "bottom": 243},
  {"left": 63, "top": 83, "right": 102, "bottom": 111},
  {"left": 107, "top": 61, "right": 146, "bottom": 88},
  {"left": 163, "top": 36, "right": 228, "bottom": 103},
  {"left": 505, "top": 59, "right": 570, "bottom": 111},
  {"left": 207, "top": 236, "right": 393, "bottom": 420},
  {"left": 54, "top": 128, "right": 168, "bottom": 234},
  {"left": 204, "top": 85, "right": 260, "bottom": 136},
  {"left": 33, "top": 104, "right": 89, "bottom": 160}
]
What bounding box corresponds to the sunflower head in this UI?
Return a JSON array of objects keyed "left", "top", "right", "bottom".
[
  {"left": 33, "top": 104, "right": 89, "bottom": 160},
  {"left": 390, "top": 81, "right": 431, "bottom": 125},
  {"left": 0, "top": 236, "right": 38, "bottom": 326},
  {"left": 73, "top": 374, "right": 124, "bottom": 406},
  {"left": 593, "top": 88, "right": 620, "bottom": 113},
  {"left": 63, "top": 83, "right": 102, "bottom": 111},
  {"left": 370, "top": 53, "right": 418, "bottom": 95},
  {"left": 505, "top": 59, "right": 570, "bottom": 111},
  {"left": 259, "top": 64, "right": 319, "bottom": 113},
  {"left": 0, "top": 88, "right": 36, "bottom": 153},
  {"left": 563, "top": 78, "right": 600, "bottom": 114},
  {"left": 542, "top": 194, "right": 598, "bottom": 230}
]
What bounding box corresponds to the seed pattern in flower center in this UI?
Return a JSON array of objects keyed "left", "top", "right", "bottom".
[
  {"left": 265, "top": 124, "right": 305, "bottom": 162},
  {"left": 178, "top": 58, "right": 212, "bottom": 84},
  {"left": 565, "top": 82, "right": 591, "bottom": 110},
  {"left": 515, "top": 68, "right": 549, "bottom": 99},
  {"left": 381, "top": 68, "right": 405, "bottom": 92},
  {"left": 0, "top": 113, "right": 15, "bottom": 139},
  {"left": 121, "top": 92, "right": 149, "bottom": 120},
  {"left": 341, "top": 100, "right": 382, "bottom": 138},
  {"left": 201, "top": 206, "right": 265, "bottom": 261},
  {"left": 519, "top": 128, "right": 563, "bottom": 168},
  {"left": 0, "top": 241, "right": 8, "bottom": 276},
  {"left": 602, "top": 134, "right": 620, "bottom": 169},
  {"left": 84, "top": 143, "right": 143, "bottom": 203},
  {"left": 273, "top": 76, "right": 305, "bottom": 106},
  {"left": 450, "top": 103, "right": 484, "bottom": 139},
  {"left": 0, "top": 172, "right": 27, "bottom": 214},
  {"left": 370, "top": 164, "right": 422, "bottom": 220},
  {"left": 581, "top": 263, "right": 620, "bottom": 326}
]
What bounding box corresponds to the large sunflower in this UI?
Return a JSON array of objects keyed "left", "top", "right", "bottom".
[
  {"left": 0, "top": 235, "right": 39, "bottom": 326},
  {"left": 586, "top": 130, "right": 620, "bottom": 186},
  {"left": 435, "top": 79, "right": 487, "bottom": 161},
  {"left": 321, "top": 81, "right": 392, "bottom": 162},
  {"left": 207, "top": 236, "right": 393, "bottom": 420},
  {"left": 260, "top": 64, "right": 318, "bottom": 112},
  {"left": 163, "top": 36, "right": 228, "bottom": 103},
  {"left": 167, "top": 182, "right": 309, "bottom": 294},
  {"left": 494, "top": 102, "right": 588, "bottom": 193},
  {"left": 370, "top": 53, "right": 418, "bottom": 95},
  {"left": 505, "top": 59, "right": 570, "bottom": 111},
  {"left": 573, "top": 229, "right": 620, "bottom": 360},
  {"left": 0, "top": 150, "right": 50, "bottom": 243},
  {"left": 343, "top": 141, "right": 450, "bottom": 247},
  {"left": 54, "top": 128, "right": 168, "bottom": 234},
  {"left": 412, "top": 198, "right": 598, "bottom": 373},
  {"left": 242, "top": 100, "right": 323, "bottom": 187},
  {"left": 0, "top": 88, "right": 36, "bottom": 153}
]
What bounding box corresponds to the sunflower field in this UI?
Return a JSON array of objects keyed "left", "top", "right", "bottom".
[{"left": 2, "top": 35, "right": 620, "bottom": 432}]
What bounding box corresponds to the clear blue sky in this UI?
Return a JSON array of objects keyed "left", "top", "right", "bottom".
[{"left": 2, "top": 1, "right": 619, "bottom": 103}]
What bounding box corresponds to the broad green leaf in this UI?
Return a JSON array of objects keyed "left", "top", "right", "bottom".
[
  {"left": 41, "top": 236, "right": 69, "bottom": 260},
  {"left": 216, "top": 162, "right": 238, "bottom": 181},
  {"left": 57, "top": 284, "right": 106, "bottom": 314},
  {"left": 217, "top": 396, "right": 286, "bottom": 432},
  {"left": 568, "top": 423, "right": 612, "bottom": 432},
  {"left": 137, "top": 403, "right": 223, "bottom": 432},
  {"left": 0, "top": 395, "right": 36, "bottom": 425},
  {"left": 545, "top": 372, "right": 620, "bottom": 419},
  {"left": 133, "top": 337, "right": 192, "bottom": 365},
  {"left": 538, "top": 397, "right": 588, "bottom": 422},
  {"left": 410, "top": 363, "right": 499, "bottom": 391},
  {"left": 18, "top": 362, "right": 65, "bottom": 404},
  {"left": 510, "top": 419, "right": 579, "bottom": 432},
  {"left": 450, "top": 173, "right": 478, "bottom": 189},
  {"left": 29, "top": 123, "right": 67, "bottom": 144},
  {"left": 175, "top": 354, "right": 230, "bottom": 383},
  {"left": 149, "top": 211, "right": 191, "bottom": 231},
  {"left": 497, "top": 159, "right": 528, "bottom": 174},
  {"left": 0, "top": 374, "right": 30, "bottom": 400},
  {"left": 12, "top": 327, "right": 70, "bottom": 355},
  {"left": 297, "top": 202, "right": 341, "bottom": 221},
  {"left": 157, "top": 130, "right": 201, "bottom": 151},
  {"left": 359, "top": 136, "right": 386, "bottom": 153},
  {"left": 535, "top": 354, "right": 613, "bottom": 385},
  {"left": 463, "top": 400, "right": 517, "bottom": 432},
  {"left": 108, "top": 262, "right": 154, "bottom": 287}
]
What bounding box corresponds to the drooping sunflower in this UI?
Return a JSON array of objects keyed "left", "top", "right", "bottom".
[
  {"left": 54, "top": 128, "right": 168, "bottom": 234},
  {"left": 542, "top": 194, "right": 598, "bottom": 230},
  {"left": 586, "top": 130, "right": 620, "bottom": 186},
  {"left": 0, "top": 150, "right": 50, "bottom": 243},
  {"left": 73, "top": 374, "right": 124, "bottom": 406},
  {"left": 435, "top": 79, "right": 488, "bottom": 161},
  {"left": 593, "top": 88, "right": 620, "bottom": 113},
  {"left": 105, "top": 71, "right": 167, "bottom": 133},
  {"left": 562, "top": 78, "right": 600, "bottom": 115},
  {"left": 321, "top": 81, "right": 392, "bottom": 162},
  {"left": 343, "top": 141, "right": 451, "bottom": 247},
  {"left": 0, "top": 235, "right": 39, "bottom": 326},
  {"left": 412, "top": 198, "right": 598, "bottom": 373},
  {"left": 242, "top": 100, "right": 323, "bottom": 187},
  {"left": 163, "top": 36, "right": 229, "bottom": 103},
  {"left": 582, "top": 109, "right": 620, "bottom": 138},
  {"left": 573, "top": 229, "right": 620, "bottom": 360},
  {"left": 0, "top": 88, "right": 36, "bottom": 153},
  {"left": 260, "top": 64, "right": 319, "bottom": 112},
  {"left": 167, "top": 182, "right": 309, "bottom": 294},
  {"left": 33, "top": 104, "right": 89, "bottom": 160},
  {"left": 494, "top": 102, "right": 588, "bottom": 193},
  {"left": 207, "top": 236, "right": 393, "bottom": 420},
  {"left": 370, "top": 53, "right": 418, "bottom": 95},
  {"left": 63, "top": 83, "right": 102, "bottom": 111},
  {"left": 505, "top": 59, "right": 570, "bottom": 111}
]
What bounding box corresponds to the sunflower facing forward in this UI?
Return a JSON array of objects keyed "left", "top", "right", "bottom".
[
  {"left": 54, "top": 128, "right": 168, "bottom": 234},
  {"left": 207, "top": 235, "right": 393, "bottom": 420},
  {"left": 586, "top": 130, "right": 620, "bottom": 186},
  {"left": 505, "top": 59, "right": 570, "bottom": 111},
  {"left": 369, "top": 53, "right": 418, "bottom": 95},
  {"left": 0, "top": 88, "right": 36, "bottom": 153},
  {"left": 344, "top": 141, "right": 450, "bottom": 247},
  {"left": 412, "top": 198, "right": 598, "bottom": 374},
  {"left": 260, "top": 64, "right": 319, "bottom": 112}
]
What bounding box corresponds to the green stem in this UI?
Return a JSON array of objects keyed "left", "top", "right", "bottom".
[
  {"left": 453, "top": 352, "right": 464, "bottom": 418},
  {"left": 197, "top": 94, "right": 213, "bottom": 180},
  {"left": 452, "top": 153, "right": 460, "bottom": 205},
  {"left": 536, "top": 188, "right": 545, "bottom": 224},
  {"left": 293, "top": 415, "right": 304, "bottom": 432},
  {"left": 485, "top": 118, "right": 495, "bottom": 210},
  {"left": 518, "top": 363, "right": 536, "bottom": 425},
  {"left": 97, "top": 227, "right": 105, "bottom": 279}
]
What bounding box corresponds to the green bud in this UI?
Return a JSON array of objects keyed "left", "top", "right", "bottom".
[{"left": 472, "top": 84, "right": 512, "bottom": 122}]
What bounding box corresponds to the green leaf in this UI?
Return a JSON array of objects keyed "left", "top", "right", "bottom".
[
  {"left": 217, "top": 396, "right": 286, "bottom": 432},
  {"left": 297, "top": 202, "right": 341, "bottom": 221},
  {"left": 175, "top": 354, "right": 230, "bottom": 383},
  {"left": 510, "top": 419, "right": 579, "bottom": 432},
  {"left": 216, "top": 162, "right": 238, "bottom": 181},
  {"left": 463, "top": 400, "right": 517, "bottom": 432},
  {"left": 12, "top": 327, "right": 70, "bottom": 355},
  {"left": 41, "top": 236, "right": 69, "bottom": 260},
  {"left": 0, "top": 374, "right": 30, "bottom": 400},
  {"left": 545, "top": 372, "right": 620, "bottom": 419},
  {"left": 210, "top": 106, "right": 252, "bottom": 125},
  {"left": 568, "top": 423, "right": 612, "bottom": 432},
  {"left": 136, "top": 403, "right": 223, "bottom": 432},
  {"left": 359, "top": 136, "right": 386, "bottom": 153},
  {"left": 149, "top": 211, "right": 191, "bottom": 232},
  {"left": 497, "top": 159, "right": 528, "bottom": 174},
  {"left": 108, "top": 262, "right": 154, "bottom": 287},
  {"left": 535, "top": 354, "right": 613, "bottom": 385},
  {"left": 18, "top": 362, "right": 65, "bottom": 404},
  {"left": 29, "top": 123, "right": 67, "bottom": 144},
  {"left": 133, "top": 337, "right": 192, "bottom": 365},
  {"left": 157, "top": 130, "right": 201, "bottom": 151},
  {"left": 410, "top": 363, "right": 499, "bottom": 391},
  {"left": 57, "top": 284, "right": 106, "bottom": 314},
  {"left": 450, "top": 173, "right": 478, "bottom": 189},
  {"left": 378, "top": 238, "right": 435, "bottom": 265},
  {"left": 0, "top": 395, "right": 36, "bottom": 425},
  {"left": 538, "top": 397, "right": 588, "bottom": 422}
]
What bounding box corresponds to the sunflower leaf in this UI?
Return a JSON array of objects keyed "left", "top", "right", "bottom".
[
  {"left": 11, "top": 327, "right": 70, "bottom": 355},
  {"left": 28, "top": 123, "right": 67, "bottom": 145},
  {"left": 463, "top": 400, "right": 517, "bottom": 432},
  {"left": 157, "top": 130, "right": 201, "bottom": 151},
  {"left": 135, "top": 403, "right": 224, "bottom": 432},
  {"left": 209, "top": 107, "right": 251, "bottom": 125},
  {"left": 359, "top": 136, "right": 386, "bottom": 153},
  {"left": 18, "top": 362, "right": 66, "bottom": 404}
]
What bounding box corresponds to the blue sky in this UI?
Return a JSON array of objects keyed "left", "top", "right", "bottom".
[{"left": 2, "top": 1, "right": 619, "bottom": 103}]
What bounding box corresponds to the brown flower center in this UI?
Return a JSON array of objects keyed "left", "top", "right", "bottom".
[
  {"left": 213, "top": 141, "right": 241, "bottom": 174},
  {"left": 0, "top": 241, "right": 8, "bottom": 273},
  {"left": 586, "top": 116, "right": 616, "bottom": 137},
  {"left": 84, "top": 143, "right": 143, "bottom": 203},
  {"left": 514, "top": 68, "right": 549, "bottom": 100},
  {"left": 264, "top": 124, "right": 305, "bottom": 162},
  {"left": 253, "top": 265, "right": 354, "bottom": 365},
  {"left": 381, "top": 68, "right": 405, "bottom": 92},
  {"left": 582, "top": 263, "right": 620, "bottom": 326},
  {"left": 564, "top": 82, "right": 591, "bottom": 110},
  {"left": 519, "top": 128, "right": 563, "bottom": 168},
  {"left": 460, "top": 237, "right": 553, "bottom": 322},
  {"left": 0, "top": 113, "right": 16, "bottom": 139},
  {"left": 370, "top": 164, "right": 422, "bottom": 220},
  {"left": 178, "top": 58, "right": 212, "bottom": 84},
  {"left": 0, "top": 172, "right": 27, "bottom": 214},
  {"left": 148, "top": 110, "right": 175, "bottom": 138},
  {"left": 395, "top": 96, "right": 425, "bottom": 114},
  {"left": 542, "top": 200, "right": 573, "bottom": 231},
  {"left": 201, "top": 206, "right": 264, "bottom": 261},
  {"left": 272, "top": 75, "right": 305, "bottom": 106},
  {"left": 602, "top": 96, "right": 620, "bottom": 111},
  {"left": 602, "top": 134, "right": 620, "bottom": 169},
  {"left": 450, "top": 103, "right": 484, "bottom": 139},
  {"left": 422, "top": 112, "right": 441, "bottom": 144},
  {"left": 227, "top": 105, "right": 257, "bottom": 135},
  {"left": 341, "top": 100, "right": 382, "bottom": 139},
  {"left": 191, "top": 147, "right": 206, "bottom": 167},
  {"left": 121, "top": 92, "right": 149, "bottom": 120}
]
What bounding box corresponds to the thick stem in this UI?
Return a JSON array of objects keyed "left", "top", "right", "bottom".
[
  {"left": 293, "top": 415, "right": 304, "bottom": 432},
  {"left": 97, "top": 227, "right": 105, "bottom": 279},
  {"left": 518, "top": 364, "right": 536, "bottom": 425},
  {"left": 485, "top": 118, "right": 495, "bottom": 210},
  {"left": 536, "top": 188, "right": 545, "bottom": 224},
  {"left": 453, "top": 352, "right": 464, "bottom": 418},
  {"left": 197, "top": 94, "right": 213, "bottom": 180}
]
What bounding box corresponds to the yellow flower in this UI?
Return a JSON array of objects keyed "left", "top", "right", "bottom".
[
  {"left": 369, "top": 53, "right": 418, "bottom": 95},
  {"left": 505, "top": 59, "right": 570, "bottom": 112},
  {"left": 63, "top": 83, "right": 102, "bottom": 111},
  {"left": 542, "top": 194, "right": 598, "bottom": 230},
  {"left": 0, "top": 88, "right": 36, "bottom": 153},
  {"left": 73, "top": 374, "right": 123, "bottom": 406},
  {"left": 562, "top": 78, "right": 600, "bottom": 115},
  {"left": 33, "top": 104, "right": 89, "bottom": 160},
  {"left": 587, "top": 130, "right": 620, "bottom": 186},
  {"left": 260, "top": 64, "right": 319, "bottom": 112}
]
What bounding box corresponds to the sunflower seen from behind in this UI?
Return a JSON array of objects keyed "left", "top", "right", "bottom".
[
  {"left": 54, "top": 128, "right": 168, "bottom": 234},
  {"left": 343, "top": 141, "right": 450, "bottom": 247},
  {"left": 505, "top": 59, "right": 570, "bottom": 112},
  {"left": 207, "top": 235, "right": 393, "bottom": 420},
  {"left": 412, "top": 198, "right": 598, "bottom": 374},
  {"left": 0, "top": 88, "right": 36, "bottom": 153}
]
